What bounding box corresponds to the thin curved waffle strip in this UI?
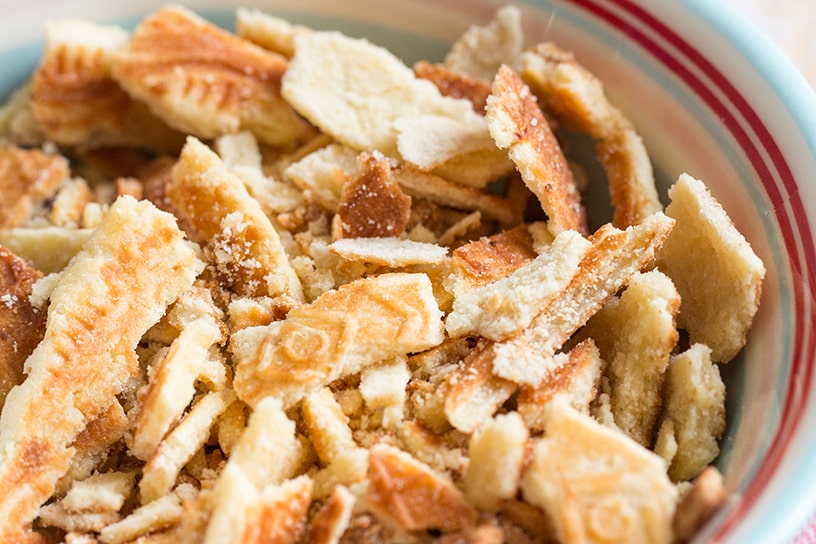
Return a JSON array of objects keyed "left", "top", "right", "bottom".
[
  {"left": 486, "top": 65, "right": 588, "bottom": 236},
  {"left": 520, "top": 42, "right": 663, "bottom": 228}
]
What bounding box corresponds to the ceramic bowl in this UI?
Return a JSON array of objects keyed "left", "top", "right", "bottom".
[{"left": 1, "top": 0, "right": 815, "bottom": 541}]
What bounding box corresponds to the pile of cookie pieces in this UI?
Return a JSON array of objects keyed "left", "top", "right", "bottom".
[{"left": 0, "top": 4, "right": 766, "bottom": 544}]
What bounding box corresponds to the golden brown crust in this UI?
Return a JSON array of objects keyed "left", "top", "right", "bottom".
[
  {"left": 520, "top": 43, "right": 625, "bottom": 137},
  {"left": 491, "top": 213, "right": 675, "bottom": 379},
  {"left": 56, "top": 401, "right": 129, "bottom": 494},
  {"left": 113, "top": 6, "right": 307, "bottom": 147},
  {"left": 0, "top": 146, "right": 69, "bottom": 229},
  {"left": 30, "top": 20, "right": 184, "bottom": 152},
  {"left": 367, "top": 444, "right": 476, "bottom": 532},
  {"left": 0, "top": 8, "right": 759, "bottom": 543},
  {"left": 232, "top": 273, "right": 444, "bottom": 408},
  {"left": 0, "top": 247, "right": 45, "bottom": 410},
  {"left": 415, "top": 61, "right": 491, "bottom": 115},
  {"left": 450, "top": 225, "right": 537, "bottom": 288},
  {"left": 332, "top": 153, "right": 412, "bottom": 239},
  {"left": 516, "top": 339, "right": 603, "bottom": 433},
  {"left": 446, "top": 229, "right": 590, "bottom": 345},
  {"left": 168, "top": 137, "right": 303, "bottom": 301},
  {"left": 31, "top": 39, "right": 129, "bottom": 141},
  {"left": 520, "top": 400, "right": 677, "bottom": 544},
  {"left": 30, "top": 22, "right": 128, "bottom": 143},
  {"left": 0, "top": 196, "right": 201, "bottom": 541},
  {"left": 520, "top": 43, "right": 662, "bottom": 228},
  {"left": 71, "top": 402, "right": 128, "bottom": 455},
  {"left": 596, "top": 129, "right": 662, "bottom": 228},
  {"left": 486, "top": 65, "right": 587, "bottom": 236}
]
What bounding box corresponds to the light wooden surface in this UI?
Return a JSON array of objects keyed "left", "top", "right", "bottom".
[{"left": 721, "top": 0, "right": 816, "bottom": 87}]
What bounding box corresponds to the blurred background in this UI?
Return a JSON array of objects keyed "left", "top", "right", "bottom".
[{"left": 722, "top": 0, "right": 815, "bottom": 88}]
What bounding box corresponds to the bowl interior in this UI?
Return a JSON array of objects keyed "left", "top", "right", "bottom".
[{"left": 2, "top": 0, "right": 815, "bottom": 541}]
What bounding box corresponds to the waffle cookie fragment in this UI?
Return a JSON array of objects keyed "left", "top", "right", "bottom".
[
  {"left": 520, "top": 42, "right": 662, "bottom": 227},
  {"left": 0, "top": 247, "right": 45, "bottom": 411},
  {"left": 656, "top": 173, "right": 765, "bottom": 363},
  {"left": 486, "top": 65, "right": 587, "bottom": 236},
  {"left": 0, "top": 145, "right": 69, "bottom": 229},
  {"left": 0, "top": 196, "right": 201, "bottom": 541},
  {"left": 521, "top": 400, "right": 677, "bottom": 544},
  {"left": 113, "top": 6, "right": 308, "bottom": 147},
  {"left": 30, "top": 19, "right": 183, "bottom": 152},
  {"left": 232, "top": 272, "right": 444, "bottom": 408}
]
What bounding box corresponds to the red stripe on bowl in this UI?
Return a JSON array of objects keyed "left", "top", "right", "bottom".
[{"left": 564, "top": 0, "right": 816, "bottom": 538}]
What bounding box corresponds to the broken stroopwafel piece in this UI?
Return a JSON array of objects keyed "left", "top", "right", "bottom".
[
  {"left": 520, "top": 400, "right": 678, "bottom": 544},
  {"left": 0, "top": 246, "right": 45, "bottom": 411},
  {"left": 231, "top": 272, "right": 444, "bottom": 408},
  {"left": 366, "top": 443, "right": 477, "bottom": 532},
  {"left": 30, "top": 19, "right": 185, "bottom": 153},
  {"left": 167, "top": 136, "right": 304, "bottom": 301},
  {"left": 0, "top": 196, "right": 202, "bottom": 542},
  {"left": 0, "top": 145, "right": 69, "bottom": 229},
  {"left": 655, "top": 173, "right": 765, "bottom": 363},
  {"left": 486, "top": 65, "right": 587, "bottom": 236},
  {"left": 520, "top": 42, "right": 662, "bottom": 228},
  {"left": 113, "top": 5, "right": 309, "bottom": 147}
]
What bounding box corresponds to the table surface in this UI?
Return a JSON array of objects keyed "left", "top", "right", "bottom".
[{"left": 719, "top": 1, "right": 815, "bottom": 542}]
